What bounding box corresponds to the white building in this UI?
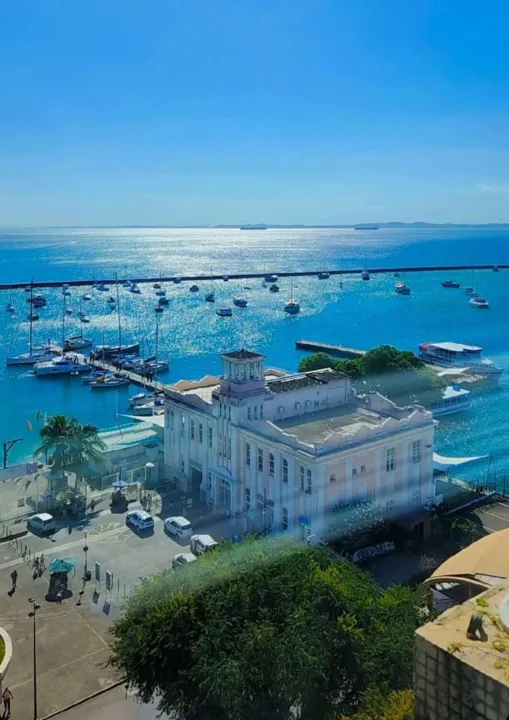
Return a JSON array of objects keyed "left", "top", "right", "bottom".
[{"left": 164, "top": 350, "right": 435, "bottom": 539}]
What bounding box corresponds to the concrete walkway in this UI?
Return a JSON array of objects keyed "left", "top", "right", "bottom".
[{"left": 45, "top": 685, "right": 162, "bottom": 720}]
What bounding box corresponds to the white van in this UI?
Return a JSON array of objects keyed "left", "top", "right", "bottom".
[
  {"left": 164, "top": 516, "right": 193, "bottom": 540},
  {"left": 190, "top": 533, "right": 218, "bottom": 556},
  {"left": 27, "top": 513, "right": 56, "bottom": 535}
]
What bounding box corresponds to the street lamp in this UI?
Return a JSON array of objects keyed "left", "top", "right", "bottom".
[
  {"left": 83, "top": 531, "right": 91, "bottom": 582},
  {"left": 28, "top": 597, "right": 40, "bottom": 720}
]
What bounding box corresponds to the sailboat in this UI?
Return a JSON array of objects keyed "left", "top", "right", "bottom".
[
  {"left": 65, "top": 300, "right": 93, "bottom": 351},
  {"left": 6, "top": 290, "right": 15, "bottom": 313},
  {"left": 284, "top": 277, "right": 301, "bottom": 314},
  {"left": 6, "top": 284, "right": 60, "bottom": 365},
  {"left": 94, "top": 274, "right": 140, "bottom": 358}
]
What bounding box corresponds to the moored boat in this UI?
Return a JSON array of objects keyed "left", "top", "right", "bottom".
[
  {"left": 216, "top": 307, "right": 233, "bottom": 317},
  {"left": 189, "top": 284, "right": 200, "bottom": 293},
  {"left": 361, "top": 270, "right": 370, "bottom": 280},
  {"left": 395, "top": 282, "right": 411, "bottom": 295},
  {"left": 284, "top": 299, "right": 300, "bottom": 314},
  {"left": 441, "top": 280, "right": 461, "bottom": 288},
  {"left": 269, "top": 284, "right": 279, "bottom": 293},
  {"left": 64, "top": 335, "right": 93, "bottom": 351},
  {"left": 93, "top": 343, "right": 140, "bottom": 359},
  {"left": 205, "top": 292, "right": 215, "bottom": 303},
  {"left": 317, "top": 272, "right": 330, "bottom": 280},
  {"left": 233, "top": 296, "right": 247, "bottom": 307},
  {"left": 35, "top": 354, "right": 91, "bottom": 376},
  {"left": 469, "top": 295, "right": 489, "bottom": 309},
  {"left": 431, "top": 385, "right": 471, "bottom": 418},
  {"left": 418, "top": 341, "right": 502, "bottom": 377},
  {"left": 89, "top": 375, "right": 130, "bottom": 389}
]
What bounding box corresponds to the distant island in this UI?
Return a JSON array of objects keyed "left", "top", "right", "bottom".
[{"left": 3, "top": 222, "right": 509, "bottom": 231}]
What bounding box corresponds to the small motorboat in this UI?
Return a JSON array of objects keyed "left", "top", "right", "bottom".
[
  {"left": 395, "top": 282, "right": 411, "bottom": 295},
  {"left": 107, "top": 296, "right": 116, "bottom": 304},
  {"left": 80, "top": 316, "right": 91, "bottom": 323},
  {"left": 158, "top": 296, "right": 169, "bottom": 306},
  {"left": 173, "top": 276, "right": 182, "bottom": 284},
  {"left": 155, "top": 305, "right": 164, "bottom": 314},
  {"left": 129, "top": 391, "right": 160, "bottom": 407},
  {"left": 6, "top": 303, "right": 14, "bottom": 313},
  {"left": 96, "top": 283, "right": 109, "bottom": 292},
  {"left": 361, "top": 270, "right": 370, "bottom": 280},
  {"left": 129, "top": 284, "right": 141, "bottom": 294},
  {"left": 470, "top": 295, "right": 490, "bottom": 309},
  {"left": 189, "top": 285, "right": 200, "bottom": 293},
  {"left": 83, "top": 370, "right": 114, "bottom": 385},
  {"left": 90, "top": 375, "right": 130, "bottom": 389},
  {"left": 82, "top": 294, "right": 92, "bottom": 301},
  {"left": 464, "top": 287, "right": 476, "bottom": 295},
  {"left": 216, "top": 307, "right": 233, "bottom": 317},
  {"left": 223, "top": 275, "right": 229, "bottom": 282},
  {"left": 441, "top": 280, "right": 461, "bottom": 288},
  {"left": 24, "top": 285, "right": 32, "bottom": 293},
  {"left": 317, "top": 272, "right": 330, "bottom": 280},
  {"left": 264, "top": 274, "right": 278, "bottom": 283},
  {"left": 269, "top": 284, "right": 280, "bottom": 293},
  {"left": 123, "top": 280, "right": 132, "bottom": 288},
  {"left": 155, "top": 289, "right": 166, "bottom": 296},
  {"left": 205, "top": 292, "right": 215, "bottom": 303},
  {"left": 65, "top": 308, "right": 73, "bottom": 315},
  {"left": 233, "top": 297, "right": 248, "bottom": 308},
  {"left": 284, "top": 299, "right": 300, "bottom": 314},
  {"left": 28, "top": 312, "right": 40, "bottom": 321},
  {"left": 153, "top": 283, "right": 161, "bottom": 289},
  {"left": 29, "top": 295, "right": 47, "bottom": 307},
  {"left": 493, "top": 265, "right": 500, "bottom": 272}
]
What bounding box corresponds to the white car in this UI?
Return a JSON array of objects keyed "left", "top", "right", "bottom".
[
  {"left": 172, "top": 552, "right": 197, "bottom": 569},
  {"left": 27, "top": 512, "right": 56, "bottom": 535},
  {"left": 190, "top": 533, "right": 219, "bottom": 556},
  {"left": 125, "top": 509, "right": 154, "bottom": 533},
  {"left": 164, "top": 516, "right": 193, "bottom": 540}
]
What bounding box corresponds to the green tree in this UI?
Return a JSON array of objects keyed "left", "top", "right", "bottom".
[
  {"left": 34, "top": 414, "right": 105, "bottom": 482},
  {"left": 298, "top": 352, "right": 337, "bottom": 373},
  {"left": 340, "top": 688, "right": 414, "bottom": 720},
  {"left": 110, "top": 539, "right": 423, "bottom": 720}
]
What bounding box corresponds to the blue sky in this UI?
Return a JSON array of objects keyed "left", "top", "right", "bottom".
[{"left": 1, "top": 0, "right": 508, "bottom": 225}]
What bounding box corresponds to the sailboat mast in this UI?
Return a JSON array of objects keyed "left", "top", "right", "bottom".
[
  {"left": 62, "top": 290, "right": 66, "bottom": 349},
  {"left": 29, "top": 281, "right": 34, "bottom": 354},
  {"left": 79, "top": 299, "right": 83, "bottom": 340},
  {"left": 116, "top": 273, "right": 122, "bottom": 350}
]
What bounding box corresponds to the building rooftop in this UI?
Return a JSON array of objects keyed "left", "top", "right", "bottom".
[
  {"left": 423, "top": 342, "right": 482, "bottom": 353},
  {"left": 417, "top": 579, "right": 509, "bottom": 687},
  {"left": 222, "top": 349, "right": 264, "bottom": 360},
  {"left": 267, "top": 368, "right": 346, "bottom": 394},
  {"left": 98, "top": 423, "right": 162, "bottom": 452},
  {"left": 275, "top": 404, "right": 386, "bottom": 444},
  {"left": 430, "top": 529, "right": 509, "bottom": 586}
]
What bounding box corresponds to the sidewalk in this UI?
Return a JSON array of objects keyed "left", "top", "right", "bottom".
[{"left": 44, "top": 680, "right": 161, "bottom": 719}]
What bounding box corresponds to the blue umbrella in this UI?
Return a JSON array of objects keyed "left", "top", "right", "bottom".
[
  {"left": 49, "top": 557, "right": 77, "bottom": 574},
  {"left": 112, "top": 479, "right": 128, "bottom": 489}
]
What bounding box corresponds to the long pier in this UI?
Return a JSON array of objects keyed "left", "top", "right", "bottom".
[
  {"left": 296, "top": 340, "right": 366, "bottom": 359},
  {"left": 0, "top": 264, "right": 504, "bottom": 290}
]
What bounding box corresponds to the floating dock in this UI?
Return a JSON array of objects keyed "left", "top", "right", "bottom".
[
  {"left": 88, "top": 358, "right": 167, "bottom": 392},
  {"left": 295, "top": 340, "right": 366, "bottom": 359},
  {"left": 0, "top": 264, "right": 505, "bottom": 290}
]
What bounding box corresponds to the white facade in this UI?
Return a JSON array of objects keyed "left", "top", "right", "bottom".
[{"left": 164, "top": 350, "right": 435, "bottom": 539}]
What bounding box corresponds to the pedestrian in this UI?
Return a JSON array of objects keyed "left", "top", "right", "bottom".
[
  {"left": 2, "top": 686, "right": 12, "bottom": 716},
  {"left": 90, "top": 498, "right": 96, "bottom": 513},
  {"left": 10, "top": 569, "right": 17, "bottom": 589},
  {"left": 40, "top": 553, "right": 45, "bottom": 571}
]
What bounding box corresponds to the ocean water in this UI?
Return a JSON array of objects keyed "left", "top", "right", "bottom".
[{"left": 1, "top": 226, "right": 509, "bottom": 471}]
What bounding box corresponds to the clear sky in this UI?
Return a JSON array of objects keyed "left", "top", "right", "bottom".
[{"left": 1, "top": 0, "right": 508, "bottom": 226}]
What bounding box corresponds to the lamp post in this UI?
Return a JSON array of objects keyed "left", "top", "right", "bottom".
[
  {"left": 83, "top": 531, "right": 90, "bottom": 581},
  {"left": 28, "top": 597, "right": 40, "bottom": 720}
]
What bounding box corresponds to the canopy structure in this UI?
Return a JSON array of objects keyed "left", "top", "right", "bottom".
[
  {"left": 49, "top": 557, "right": 76, "bottom": 574},
  {"left": 433, "top": 452, "right": 488, "bottom": 472},
  {"left": 112, "top": 479, "right": 128, "bottom": 489}
]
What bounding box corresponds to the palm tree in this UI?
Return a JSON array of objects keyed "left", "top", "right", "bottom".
[{"left": 34, "top": 414, "right": 106, "bottom": 489}]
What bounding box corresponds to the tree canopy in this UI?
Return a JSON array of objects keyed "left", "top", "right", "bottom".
[
  {"left": 34, "top": 414, "right": 105, "bottom": 472},
  {"left": 110, "top": 538, "right": 423, "bottom": 720},
  {"left": 298, "top": 345, "right": 444, "bottom": 407}
]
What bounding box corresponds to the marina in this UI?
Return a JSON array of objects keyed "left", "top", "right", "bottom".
[{"left": 295, "top": 340, "right": 366, "bottom": 359}]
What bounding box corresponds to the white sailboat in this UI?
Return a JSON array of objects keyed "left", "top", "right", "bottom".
[
  {"left": 6, "top": 284, "right": 59, "bottom": 365},
  {"left": 284, "top": 277, "right": 300, "bottom": 314}
]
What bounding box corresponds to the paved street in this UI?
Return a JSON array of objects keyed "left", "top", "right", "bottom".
[
  {"left": 53, "top": 685, "right": 162, "bottom": 720},
  {"left": 0, "top": 502, "right": 239, "bottom": 719}
]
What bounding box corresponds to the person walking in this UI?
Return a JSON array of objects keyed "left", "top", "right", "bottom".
[
  {"left": 10, "top": 569, "right": 17, "bottom": 589},
  {"left": 2, "top": 686, "right": 13, "bottom": 716}
]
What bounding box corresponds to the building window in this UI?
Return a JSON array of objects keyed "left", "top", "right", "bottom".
[
  {"left": 218, "top": 434, "right": 222, "bottom": 457},
  {"left": 245, "top": 488, "right": 251, "bottom": 511},
  {"left": 329, "top": 473, "right": 336, "bottom": 483},
  {"left": 295, "top": 402, "right": 301, "bottom": 411},
  {"left": 207, "top": 472, "right": 212, "bottom": 491},
  {"left": 306, "top": 469, "right": 312, "bottom": 494},
  {"left": 190, "top": 419, "right": 195, "bottom": 440},
  {"left": 282, "top": 459, "right": 288, "bottom": 484},
  {"left": 245, "top": 442, "right": 251, "bottom": 466},
  {"left": 223, "top": 435, "right": 227, "bottom": 457},
  {"left": 282, "top": 507, "right": 288, "bottom": 531},
  {"left": 170, "top": 410, "right": 174, "bottom": 430},
  {"left": 386, "top": 447, "right": 395, "bottom": 473},
  {"left": 258, "top": 448, "right": 263, "bottom": 472},
  {"left": 228, "top": 437, "right": 231, "bottom": 459},
  {"left": 260, "top": 404, "right": 264, "bottom": 419},
  {"left": 208, "top": 426, "right": 213, "bottom": 448},
  {"left": 360, "top": 464, "right": 366, "bottom": 473},
  {"left": 199, "top": 423, "right": 203, "bottom": 444},
  {"left": 181, "top": 459, "right": 185, "bottom": 474},
  {"left": 269, "top": 453, "right": 274, "bottom": 476},
  {"left": 300, "top": 465, "right": 305, "bottom": 492},
  {"left": 248, "top": 407, "right": 252, "bottom": 420},
  {"left": 249, "top": 363, "right": 254, "bottom": 378},
  {"left": 314, "top": 400, "right": 319, "bottom": 408},
  {"left": 180, "top": 416, "right": 185, "bottom": 436},
  {"left": 412, "top": 440, "right": 421, "bottom": 464},
  {"left": 228, "top": 405, "right": 231, "bottom": 421},
  {"left": 254, "top": 405, "right": 258, "bottom": 420},
  {"left": 352, "top": 467, "right": 357, "bottom": 476}
]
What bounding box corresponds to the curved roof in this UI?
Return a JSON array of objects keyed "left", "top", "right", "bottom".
[{"left": 431, "top": 529, "right": 509, "bottom": 581}]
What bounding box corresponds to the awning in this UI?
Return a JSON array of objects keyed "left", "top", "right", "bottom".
[{"left": 433, "top": 452, "right": 488, "bottom": 472}]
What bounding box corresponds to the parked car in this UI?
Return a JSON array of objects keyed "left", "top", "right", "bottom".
[
  {"left": 125, "top": 509, "right": 154, "bottom": 533},
  {"left": 172, "top": 552, "right": 197, "bottom": 569},
  {"left": 164, "top": 516, "right": 193, "bottom": 540},
  {"left": 190, "top": 533, "right": 218, "bottom": 556},
  {"left": 27, "top": 512, "right": 56, "bottom": 535}
]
